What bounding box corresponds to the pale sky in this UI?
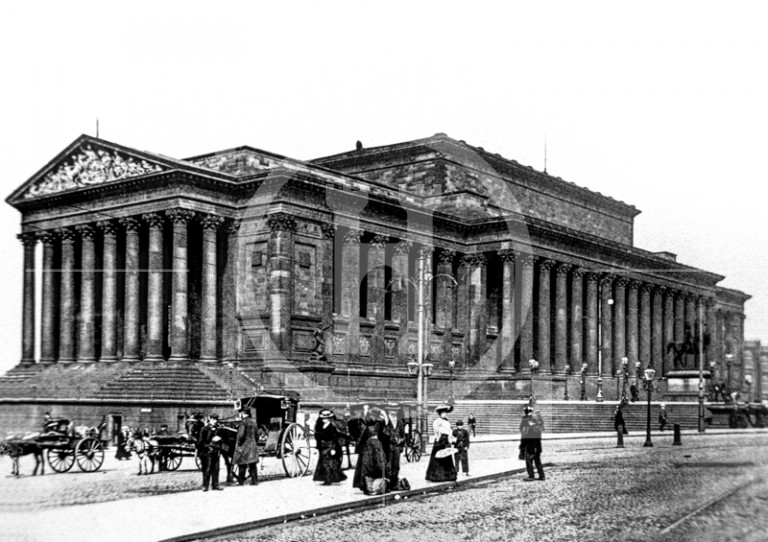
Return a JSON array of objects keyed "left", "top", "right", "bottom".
[{"left": 1, "top": 1, "right": 766, "bottom": 376}]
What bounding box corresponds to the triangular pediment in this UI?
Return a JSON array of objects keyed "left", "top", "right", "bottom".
[{"left": 8, "top": 135, "right": 175, "bottom": 205}]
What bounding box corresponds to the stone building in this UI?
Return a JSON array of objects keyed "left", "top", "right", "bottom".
[{"left": 0, "top": 133, "right": 751, "bottom": 436}]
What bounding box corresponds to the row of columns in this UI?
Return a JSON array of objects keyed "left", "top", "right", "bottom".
[{"left": 19, "top": 209, "right": 234, "bottom": 364}]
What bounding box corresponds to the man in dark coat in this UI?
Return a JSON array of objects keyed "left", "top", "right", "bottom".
[
  {"left": 614, "top": 405, "right": 628, "bottom": 435},
  {"left": 467, "top": 413, "right": 477, "bottom": 437},
  {"left": 384, "top": 404, "right": 405, "bottom": 491},
  {"left": 453, "top": 420, "right": 471, "bottom": 476},
  {"left": 521, "top": 406, "right": 545, "bottom": 481},
  {"left": 234, "top": 409, "right": 259, "bottom": 485},
  {"left": 197, "top": 414, "right": 223, "bottom": 491},
  {"left": 360, "top": 423, "right": 388, "bottom": 495}
]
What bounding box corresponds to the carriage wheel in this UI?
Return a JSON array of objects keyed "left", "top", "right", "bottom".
[
  {"left": 405, "top": 431, "right": 423, "bottom": 462},
  {"left": 75, "top": 437, "right": 105, "bottom": 472},
  {"left": 47, "top": 447, "right": 75, "bottom": 473},
  {"left": 280, "top": 423, "right": 310, "bottom": 477},
  {"left": 165, "top": 450, "right": 182, "bottom": 471}
]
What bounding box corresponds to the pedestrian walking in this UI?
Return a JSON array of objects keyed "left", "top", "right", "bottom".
[
  {"left": 520, "top": 406, "right": 545, "bottom": 481},
  {"left": 313, "top": 409, "right": 347, "bottom": 485},
  {"left": 658, "top": 403, "right": 668, "bottom": 431},
  {"left": 197, "top": 414, "right": 223, "bottom": 491},
  {"left": 234, "top": 408, "right": 259, "bottom": 486},
  {"left": 384, "top": 403, "right": 405, "bottom": 491},
  {"left": 352, "top": 407, "right": 387, "bottom": 492},
  {"left": 426, "top": 404, "right": 458, "bottom": 482},
  {"left": 359, "top": 420, "right": 388, "bottom": 495},
  {"left": 467, "top": 413, "right": 477, "bottom": 437},
  {"left": 613, "top": 405, "right": 628, "bottom": 435},
  {"left": 453, "top": 419, "right": 470, "bottom": 476}
]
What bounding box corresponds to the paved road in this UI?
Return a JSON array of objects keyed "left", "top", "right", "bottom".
[{"left": 206, "top": 434, "right": 768, "bottom": 542}]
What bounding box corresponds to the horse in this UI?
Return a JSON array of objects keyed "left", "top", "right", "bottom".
[
  {"left": 126, "top": 431, "right": 159, "bottom": 475},
  {"left": 0, "top": 435, "right": 45, "bottom": 476},
  {"left": 666, "top": 325, "right": 710, "bottom": 370}
]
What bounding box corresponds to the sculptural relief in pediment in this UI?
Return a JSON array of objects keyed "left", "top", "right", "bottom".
[{"left": 23, "top": 144, "right": 165, "bottom": 199}]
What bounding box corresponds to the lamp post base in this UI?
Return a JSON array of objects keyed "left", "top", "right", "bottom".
[
  {"left": 596, "top": 376, "right": 604, "bottom": 402},
  {"left": 643, "top": 440, "right": 653, "bottom": 448}
]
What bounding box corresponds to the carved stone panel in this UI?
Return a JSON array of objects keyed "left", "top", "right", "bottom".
[{"left": 332, "top": 334, "right": 346, "bottom": 354}]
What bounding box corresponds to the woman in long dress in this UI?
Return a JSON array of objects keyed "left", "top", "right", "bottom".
[
  {"left": 313, "top": 409, "right": 348, "bottom": 485},
  {"left": 425, "top": 404, "right": 457, "bottom": 482}
]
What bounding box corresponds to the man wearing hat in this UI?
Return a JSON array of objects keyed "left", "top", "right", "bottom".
[
  {"left": 383, "top": 404, "right": 405, "bottom": 491},
  {"left": 453, "top": 419, "right": 471, "bottom": 476},
  {"left": 520, "top": 406, "right": 545, "bottom": 481},
  {"left": 234, "top": 408, "right": 259, "bottom": 486},
  {"left": 197, "top": 414, "right": 223, "bottom": 491}
]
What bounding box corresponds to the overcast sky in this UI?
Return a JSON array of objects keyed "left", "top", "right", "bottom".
[{"left": 1, "top": 1, "right": 765, "bottom": 376}]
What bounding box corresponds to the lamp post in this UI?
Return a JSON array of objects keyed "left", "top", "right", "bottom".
[
  {"left": 528, "top": 358, "right": 540, "bottom": 404},
  {"left": 620, "top": 357, "right": 629, "bottom": 403},
  {"left": 708, "top": 360, "right": 717, "bottom": 401},
  {"left": 580, "top": 362, "right": 588, "bottom": 401},
  {"left": 596, "top": 287, "right": 613, "bottom": 403},
  {"left": 448, "top": 358, "right": 456, "bottom": 406},
  {"left": 643, "top": 367, "right": 656, "bottom": 448},
  {"left": 725, "top": 353, "right": 734, "bottom": 398},
  {"left": 634, "top": 361, "right": 641, "bottom": 388},
  {"left": 745, "top": 375, "right": 753, "bottom": 403},
  {"left": 564, "top": 364, "right": 571, "bottom": 401}
]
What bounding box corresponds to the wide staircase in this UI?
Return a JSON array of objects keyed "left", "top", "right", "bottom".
[
  {"left": 95, "top": 363, "right": 228, "bottom": 402},
  {"left": 447, "top": 401, "right": 703, "bottom": 435}
]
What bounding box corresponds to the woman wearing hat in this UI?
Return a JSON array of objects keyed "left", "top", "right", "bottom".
[
  {"left": 313, "top": 409, "right": 348, "bottom": 485},
  {"left": 425, "top": 404, "right": 457, "bottom": 482}
]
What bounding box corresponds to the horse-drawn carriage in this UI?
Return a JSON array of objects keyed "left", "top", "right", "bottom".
[{"left": 1, "top": 418, "right": 105, "bottom": 475}]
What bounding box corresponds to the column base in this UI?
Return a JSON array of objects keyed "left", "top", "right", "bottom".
[
  {"left": 39, "top": 358, "right": 56, "bottom": 364},
  {"left": 122, "top": 355, "right": 141, "bottom": 362},
  {"left": 20, "top": 358, "right": 36, "bottom": 365},
  {"left": 168, "top": 354, "right": 190, "bottom": 362},
  {"left": 198, "top": 356, "right": 219, "bottom": 363},
  {"left": 77, "top": 359, "right": 96, "bottom": 363},
  {"left": 144, "top": 354, "right": 165, "bottom": 362},
  {"left": 58, "top": 358, "right": 75, "bottom": 364},
  {"left": 98, "top": 355, "right": 119, "bottom": 363}
]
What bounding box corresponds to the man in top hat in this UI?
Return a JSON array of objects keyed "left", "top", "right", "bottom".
[
  {"left": 453, "top": 419, "right": 471, "bottom": 476},
  {"left": 383, "top": 403, "right": 405, "bottom": 491},
  {"left": 234, "top": 408, "right": 259, "bottom": 485},
  {"left": 520, "top": 406, "right": 545, "bottom": 481},
  {"left": 197, "top": 414, "right": 223, "bottom": 491}
]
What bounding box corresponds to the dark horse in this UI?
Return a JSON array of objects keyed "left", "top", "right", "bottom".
[
  {"left": 666, "top": 324, "right": 711, "bottom": 370},
  {"left": 0, "top": 436, "right": 45, "bottom": 476},
  {"left": 185, "top": 414, "right": 239, "bottom": 483}
]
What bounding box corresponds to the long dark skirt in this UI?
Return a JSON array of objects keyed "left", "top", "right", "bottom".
[
  {"left": 425, "top": 437, "right": 457, "bottom": 482},
  {"left": 313, "top": 446, "right": 347, "bottom": 484}
]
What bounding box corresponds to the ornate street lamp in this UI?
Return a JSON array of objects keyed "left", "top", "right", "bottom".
[
  {"left": 564, "top": 363, "right": 571, "bottom": 401},
  {"left": 448, "top": 358, "right": 456, "bottom": 405},
  {"left": 643, "top": 367, "right": 656, "bottom": 448},
  {"left": 528, "top": 358, "right": 540, "bottom": 404},
  {"left": 596, "top": 290, "right": 613, "bottom": 403},
  {"left": 579, "top": 362, "right": 588, "bottom": 401}
]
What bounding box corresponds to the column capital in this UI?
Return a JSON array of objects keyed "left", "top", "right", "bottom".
[
  {"left": 463, "top": 253, "right": 487, "bottom": 267},
  {"left": 321, "top": 223, "right": 336, "bottom": 239},
  {"left": 537, "top": 259, "right": 555, "bottom": 272},
  {"left": 640, "top": 282, "right": 654, "bottom": 294},
  {"left": 166, "top": 208, "right": 196, "bottom": 225},
  {"left": 497, "top": 249, "right": 515, "bottom": 263},
  {"left": 600, "top": 273, "right": 614, "bottom": 286},
  {"left": 142, "top": 213, "right": 165, "bottom": 229},
  {"left": 344, "top": 228, "right": 363, "bottom": 245},
  {"left": 438, "top": 248, "right": 456, "bottom": 263},
  {"left": 200, "top": 214, "right": 225, "bottom": 231},
  {"left": 521, "top": 254, "right": 537, "bottom": 268},
  {"left": 371, "top": 234, "right": 389, "bottom": 249},
  {"left": 614, "top": 276, "right": 629, "bottom": 288},
  {"left": 96, "top": 220, "right": 119, "bottom": 236},
  {"left": 705, "top": 296, "right": 716, "bottom": 309},
  {"left": 572, "top": 266, "right": 586, "bottom": 278},
  {"left": 266, "top": 212, "right": 296, "bottom": 232},
  {"left": 585, "top": 271, "right": 601, "bottom": 283},
  {"left": 394, "top": 239, "right": 412, "bottom": 254},
  {"left": 555, "top": 262, "right": 573, "bottom": 275},
  {"left": 17, "top": 232, "right": 38, "bottom": 247},
  {"left": 652, "top": 284, "right": 666, "bottom": 295},
  {"left": 119, "top": 217, "right": 142, "bottom": 232},
  {"left": 417, "top": 246, "right": 434, "bottom": 260},
  {"left": 627, "top": 279, "right": 642, "bottom": 291},
  {"left": 57, "top": 227, "right": 77, "bottom": 243},
  {"left": 225, "top": 218, "right": 242, "bottom": 236},
  {"left": 38, "top": 230, "right": 59, "bottom": 245},
  {"left": 76, "top": 224, "right": 96, "bottom": 240}
]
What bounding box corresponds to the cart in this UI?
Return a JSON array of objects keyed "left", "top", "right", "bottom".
[
  {"left": 20, "top": 419, "right": 106, "bottom": 473},
  {"left": 236, "top": 392, "right": 312, "bottom": 477}
]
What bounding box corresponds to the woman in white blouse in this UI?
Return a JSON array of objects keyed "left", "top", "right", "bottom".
[{"left": 425, "top": 404, "right": 457, "bottom": 482}]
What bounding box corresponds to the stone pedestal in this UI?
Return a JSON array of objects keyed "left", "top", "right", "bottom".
[{"left": 664, "top": 370, "right": 711, "bottom": 401}]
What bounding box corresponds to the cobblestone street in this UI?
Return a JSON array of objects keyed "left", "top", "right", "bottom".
[{"left": 208, "top": 434, "right": 768, "bottom": 542}]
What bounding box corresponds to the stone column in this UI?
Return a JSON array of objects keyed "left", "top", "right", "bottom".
[
  {"left": 570, "top": 267, "right": 584, "bottom": 372},
  {"left": 467, "top": 253, "right": 487, "bottom": 365},
  {"left": 626, "top": 281, "right": 639, "bottom": 371},
  {"left": 554, "top": 262, "right": 571, "bottom": 374},
  {"left": 97, "top": 221, "right": 118, "bottom": 362},
  {"left": 221, "top": 219, "right": 241, "bottom": 363},
  {"left": 166, "top": 209, "right": 195, "bottom": 361},
  {"left": 456, "top": 254, "right": 471, "bottom": 367},
  {"left": 600, "top": 275, "right": 613, "bottom": 377},
  {"left": 639, "top": 283, "right": 652, "bottom": 367},
  {"left": 393, "top": 240, "right": 411, "bottom": 362},
  {"left": 652, "top": 286, "right": 665, "bottom": 370},
  {"left": 342, "top": 228, "right": 362, "bottom": 358},
  {"left": 663, "top": 288, "right": 675, "bottom": 374},
  {"left": 519, "top": 255, "right": 535, "bottom": 367},
  {"left": 705, "top": 297, "right": 716, "bottom": 368},
  {"left": 76, "top": 225, "right": 96, "bottom": 362},
  {"left": 499, "top": 250, "right": 516, "bottom": 371},
  {"left": 685, "top": 293, "right": 697, "bottom": 336},
  {"left": 537, "top": 259, "right": 555, "bottom": 373},
  {"left": 120, "top": 218, "right": 141, "bottom": 361},
  {"left": 613, "top": 277, "right": 628, "bottom": 371},
  {"left": 18, "top": 233, "right": 37, "bottom": 364},
  {"left": 58, "top": 228, "right": 76, "bottom": 363},
  {"left": 39, "top": 231, "right": 57, "bottom": 363},
  {"left": 320, "top": 223, "right": 336, "bottom": 362},
  {"left": 437, "top": 249, "right": 456, "bottom": 368},
  {"left": 142, "top": 213, "right": 165, "bottom": 362},
  {"left": 368, "top": 234, "right": 388, "bottom": 364},
  {"left": 674, "top": 290, "right": 685, "bottom": 352},
  {"left": 200, "top": 214, "right": 224, "bottom": 362},
  {"left": 585, "top": 272, "right": 599, "bottom": 374}
]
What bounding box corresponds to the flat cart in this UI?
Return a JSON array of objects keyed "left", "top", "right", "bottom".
[
  {"left": 152, "top": 433, "right": 198, "bottom": 471},
  {"left": 31, "top": 419, "right": 105, "bottom": 473},
  {"left": 235, "top": 392, "right": 311, "bottom": 478}
]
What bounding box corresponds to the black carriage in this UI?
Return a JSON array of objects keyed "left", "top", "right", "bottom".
[
  {"left": 235, "top": 392, "right": 312, "bottom": 477},
  {"left": 28, "top": 419, "right": 105, "bottom": 473}
]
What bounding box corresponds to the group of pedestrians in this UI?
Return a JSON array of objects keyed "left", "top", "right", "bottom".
[{"left": 196, "top": 409, "right": 260, "bottom": 491}]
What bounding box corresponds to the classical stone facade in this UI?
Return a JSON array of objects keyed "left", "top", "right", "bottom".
[{"left": 0, "top": 133, "right": 752, "bottom": 435}]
